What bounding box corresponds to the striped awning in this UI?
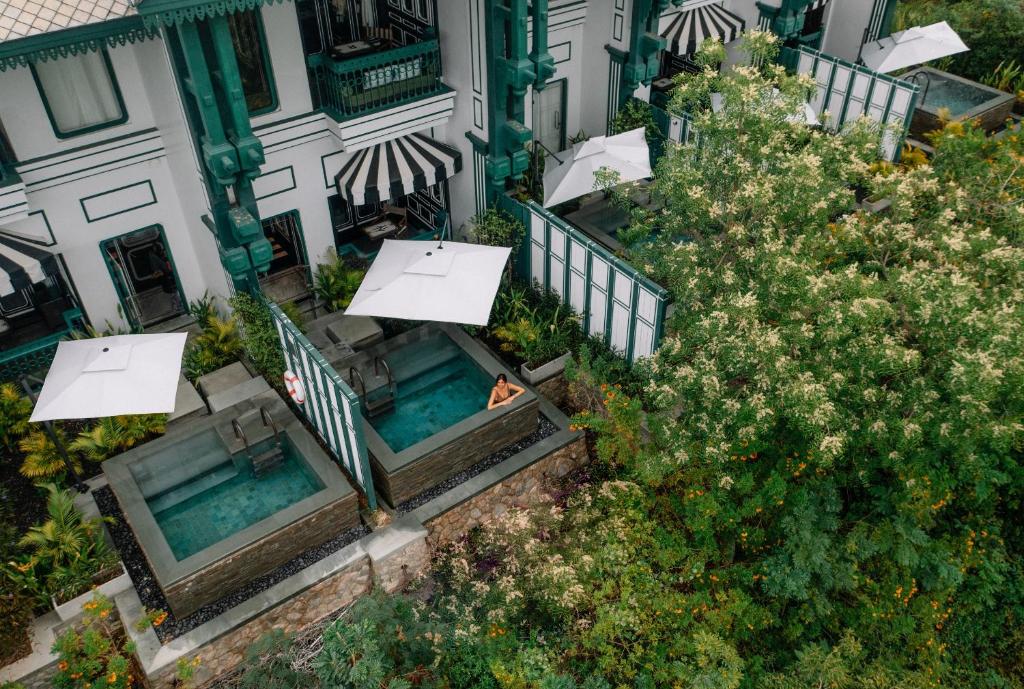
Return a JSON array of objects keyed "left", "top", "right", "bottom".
[
  {"left": 807, "top": 0, "right": 832, "bottom": 11},
  {"left": 661, "top": 2, "right": 746, "bottom": 56},
  {"left": 335, "top": 133, "right": 463, "bottom": 207},
  {"left": 0, "top": 233, "right": 59, "bottom": 297}
]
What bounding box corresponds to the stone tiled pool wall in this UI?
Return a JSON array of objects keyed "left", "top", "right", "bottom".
[
  {"left": 340, "top": 323, "right": 540, "bottom": 507},
  {"left": 103, "top": 394, "right": 358, "bottom": 618},
  {"left": 109, "top": 397, "right": 584, "bottom": 689}
]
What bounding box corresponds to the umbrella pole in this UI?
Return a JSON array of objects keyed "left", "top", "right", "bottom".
[{"left": 20, "top": 376, "right": 88, "bottom": 494}]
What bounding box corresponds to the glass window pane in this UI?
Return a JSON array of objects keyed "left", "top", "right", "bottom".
[
  {"left": 228, "top": 11, "right": 276, "bottom": 114},
  {"left": 34, "top": 51, "right": 124, "bottom": 135}
]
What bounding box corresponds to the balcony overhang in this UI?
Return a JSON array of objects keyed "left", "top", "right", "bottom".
[
  {"left": 0, "top": 17, "right": 157, "bottom": 72},
  {"left": 334, "top": 88, "right": 456, "bottom": 152},
  {"left": 135, "top": 0, "right": 291, "bottom": 29}
]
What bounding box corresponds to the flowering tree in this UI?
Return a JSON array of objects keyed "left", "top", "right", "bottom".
[{"left": 593, "top": 32, "right": 1024, "bottom": 686}]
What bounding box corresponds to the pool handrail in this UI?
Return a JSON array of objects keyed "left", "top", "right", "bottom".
[
  {"left": 348, "top": 367, "right": 367, "bottom": 404},
  {"left": 259, "top": 406, "right": 282, "bottom": 447},
  {"left": 373, "top": 356, "right": 394, "bottom": 394},
  {"left": 231, "top": 418, "right": 253, "bottom": 461}
]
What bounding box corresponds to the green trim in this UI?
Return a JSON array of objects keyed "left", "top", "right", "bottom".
[
  {"left": 138, "top": 0, "right": 289, "bottom": 30},
  {"left": 99, "top": 224, "right": 186, "bottom": 330},
  {"left": 0, "top": 16, "right": 157, "bottom": 72},
  {"left": 16, "top": 128, "right": 160, "bottom": 166},
  {"left": 254, "top": 165, "right": 296, "bottom": 200},
  {"left": 30, "top": 48, "right": 129, "bottom": 139},
  {"left": 79, "top": 180, "right": 158, "bottom": 222}
]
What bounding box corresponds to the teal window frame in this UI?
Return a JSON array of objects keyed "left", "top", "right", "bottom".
[
  {"left": 98, "top": 224, "right": 186, "bottom": 331},
  {"left": 30, "top": 49, "right": 129, "bottom": 140},
  {"left": 228, "top": 10, "right": 279, "bottom": 117}
]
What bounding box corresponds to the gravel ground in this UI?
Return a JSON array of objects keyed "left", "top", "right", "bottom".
[
  {"left": 394, "top": 414, "right": 558, "bottom": 515},
  {"left": 94, "top": 486, "right": 369, "bottom": 642}
]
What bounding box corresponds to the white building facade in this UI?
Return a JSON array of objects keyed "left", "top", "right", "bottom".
[{"left": 0, "top": 0, "right": 897, "bottom": 376}]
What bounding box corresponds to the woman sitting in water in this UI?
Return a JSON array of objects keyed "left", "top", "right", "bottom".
[{"left": 487, "top": 373, "right": 524, "bottom": 410}]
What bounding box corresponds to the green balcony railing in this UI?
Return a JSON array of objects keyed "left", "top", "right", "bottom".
[
  {"left": 0, "top": 310, "right": 85, "bottom": 383},
  {"left": 307, "top": 39, "right": 446, "bottom": 121}
]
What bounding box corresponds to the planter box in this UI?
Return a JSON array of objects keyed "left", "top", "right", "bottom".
[
  {"left": 860, "top": 196, "right": 892, "bottom": 214},
  {"left": 51, "top": 562, "right": 130, "bottom": 622},
  {"left": 520, "top": 352, "right": 572, "bottom": 385}
]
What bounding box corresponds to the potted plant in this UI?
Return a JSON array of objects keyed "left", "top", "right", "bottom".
[{"left": 492, "top": 297, "right": 580, "bottom": 385}]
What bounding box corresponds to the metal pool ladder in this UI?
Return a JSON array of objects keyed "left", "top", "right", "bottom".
[
  {"left": 349, "top": 362, "right": 395, "bottom": 418},
  {"left": 251, "top": 407, "right": 285, "bottom": 477}
]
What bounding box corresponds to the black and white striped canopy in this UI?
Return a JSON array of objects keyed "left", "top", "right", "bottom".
[
  {"left": 335, "top": 133, "right": 463, "bottom": 207},
  {"left": 0, "top": 232, "right": 59, "bottom": 298},
  {"left": 807, "top": 0, "right": 832, "bottom": 11},
  {"left": 661, "top": 2, "right": 746, "bottom": 56}
]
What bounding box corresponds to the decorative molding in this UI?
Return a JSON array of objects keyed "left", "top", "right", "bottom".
[
  {"left": 138, "top": 0, "right": 291, "bottom": 30},
  {"left": 79, "top": 180, "right": 158, "bottom": 222},
  {"left": 0, "top": 17, "right": 158, "bottom": 72},
  {"left": 253, "top": 166, "right": 296, "bottom": 200}
]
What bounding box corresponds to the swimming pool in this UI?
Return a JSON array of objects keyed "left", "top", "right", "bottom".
[
  {"left": 341, "top": 324, "right": 539, "bottom": 506},
  {"left": 103, "top": 397, "right": 357, "bottom": 617},
  {"left": 904, "top": 67, "right": 1015, "bottom": 137},
  {"left": 145, "top": 432, "right": 323, "bottom": 560},
  {"left": 367, "top": 333, "right": 496, "bottom": 452}
]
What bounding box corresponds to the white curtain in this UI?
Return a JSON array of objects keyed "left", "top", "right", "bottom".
[{"left": 35, "top": 51, "right": 123, "bottom": 134}]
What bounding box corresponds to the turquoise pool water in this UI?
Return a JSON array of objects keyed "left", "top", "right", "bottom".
[
  {"left": 368, "top": 333, "right": 495, "bottom": 452},
  {"left": 147, "top": 435, "right": 323, "bottom": 561},
  {"left": 920, "top": 74, "right": 992, "bottom": 116}
]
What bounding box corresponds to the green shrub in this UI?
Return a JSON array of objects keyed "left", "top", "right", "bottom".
[
  {"left": 52, "top": 593, "right": 133, "bottom": 689},
  {"left": 0, "top": 383, "right": 31, "bottom": 450},
  {"left": 187, "top": 290, "right": 219, "bottom": 328},
  {"left": 182, "top": 315, "right": 242, "bottom": 381},
  {"left": 314, "top": 593, "right": 440, "bottom": 689},
  {"left": 238, "top": 629, "right": 313, "bottom": 689},
  {"left": 489, "top": 283, "right": 583, "bottom": 369},
  {"left": 229, "top": 292, "right": 286, "bottom": 386},
  {"left": 6, "top": 484, "right": 118, "bottom": 605},
  {"left": 17, "top": 428, "right": 80, "bottom": 483},
  {"left": 610, "top": 98, "right": 660, "bottom": 143},
  {"left": 69, "top": 415, "right": 166, "bottom": 463},
  {"left": 313, "top": 250, "right": 365, "bottom": 313},
  {"left": 277, "top": 300, "right": 306, "bottom": 334},
  {"left": 471, "top": 207, "right": 525, "bottom": 256}
]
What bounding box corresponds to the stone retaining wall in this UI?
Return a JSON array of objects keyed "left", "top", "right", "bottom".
[
  {"left": 422, "top": 435, "right": 587, "bottom": 547},
  {"left": 534, "top": 371, "right": 567, "bottom": 409}
]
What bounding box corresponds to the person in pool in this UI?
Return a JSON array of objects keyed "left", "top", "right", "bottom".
[{"left": 487, "top": 373, "right": 524, "bottom": 410}]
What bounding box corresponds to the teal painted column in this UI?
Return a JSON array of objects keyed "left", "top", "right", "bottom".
[
  {"left": 482, "top": 0, "right": 554, "bottom": 205},
  {"left": 172, "top": 14, "right": 271, "bottom": 295},
  {"left": 617, "top": 0, "right": 667, "bottom": 111}
]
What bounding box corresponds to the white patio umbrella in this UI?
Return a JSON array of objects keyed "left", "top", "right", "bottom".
[
  {"left": 29, "top": 333, "right": 188, "bottom": 422},
  {"left": 860, "top": 21, "right": 968, "bottom": 74},
  {"left": 542, "top": 127, "right": 652, "bottom": 208},
  {"left": 344, "top": 239, "right": 512, "bottom": 326}
]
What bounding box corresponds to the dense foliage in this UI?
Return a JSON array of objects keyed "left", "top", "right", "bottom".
[
  {"left": 215, "top": 30, "right": 1024, "bottom": 689},
  {"left": 3, "top": 484, "right": 118, "bottom": 605},
  {"left": 229, "top": 292, "right": 287, "bottom": 386},
  {"left": 313, "top": 250, "right": 366, "bottom": 313}
]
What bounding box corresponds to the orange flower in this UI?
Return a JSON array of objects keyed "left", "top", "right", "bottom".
[
  {"left": 107, "top": 672, "right": 117, "bottom": 684},
  {"left": 58, "top": 661, "right": 68, "bottom": 671},
  {"left": 153, "top": 612, "right": 168, "bottom": 627}
]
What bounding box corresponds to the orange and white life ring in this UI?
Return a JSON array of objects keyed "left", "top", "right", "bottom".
[{"left": 283, "top": 370, "right": 305, "bottom": 404}]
